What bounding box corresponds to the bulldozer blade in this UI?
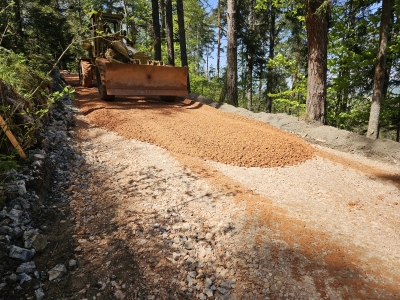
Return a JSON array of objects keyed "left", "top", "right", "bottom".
[{"left": 96, "top": 58, "right": 188, "bottom": 97}]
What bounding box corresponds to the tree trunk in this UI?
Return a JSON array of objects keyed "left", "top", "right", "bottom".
[
  {"left": 13, "top": 0, "right": 24, "bottom": 52},
  {"left": 290, "top": 5, "right": 305, "bottom": 99},
  {"left": 206, "top": 45, "right": 209, "bottom": 78},
  {"left": 367, "top": 0, "right": 392, "bottom": 139},
  {"left": 382, "top": 6, "right": 397, "bottom": 98},
  {"left": 394, "top": 12, "right": 400, "bottom": 142},
  {"left": 176, "top": 0, "right": 190, "bottom": 92},
  {"left": 164, "top": 0, "right": 175, "bottom": 66},
  {"left": 122, "top": 0, "right": 134, "bottom": 45},
  {"left": 246, "top": 0, "right": 255, "bottom": 111},
  {"left": 257, "top": 72, "right": 263, "bottom": 112},
  {"left": 217, "top": 0, "right": 222, "bottom": 78},
  {"left": 176, "top": 0, "right": 187, "bottom": 67},
  {"left": 246, "top": 59, "right": 253, "bottom": 111},
  {"left": 266, "top": 0, "right": 275, "bottom": 113},
  {"left": 121, "top": 0, "right": 129, "bottom": 19},
  {"left": 160, "top": 0, "right": 166, "bottom": 40},
  {"left": 151, "top": 0, "right": 162, "bottom": 61},
  {"left": 226, "top": 0, "right": 238, "bottom": 106},
  {"left": 397, "top": 104, "right": 400, "bottom": 142},
  {"left": 305, "top": 0, "right": 329, "bottom": 124},
  {"left": 338, "top": 0, "right": 355, "bottom": 117},
  {"left": 219, "top": 73, "right": 227, "bottom": 103}
]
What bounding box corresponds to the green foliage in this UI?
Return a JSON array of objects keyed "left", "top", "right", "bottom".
[
  {"left": 252, "top": 0, "right": 400, "bottom": 140},
  {"left": 327, "top": 100, "right": 370, "bottom": 133},
  {"left": 324, "top": 1, "right": 400, "bottom": 138},
  {"left": 0, "top": 0, "right": 78, "bottom": 173},
  {"left": 273, "top": 98, "right": 306, "bottom": 117},
  {"left": 23, "top": 3, "right": 74, "bottom": 70},
  {"left": 50, "top": 86, "right": 75, "bottom": 102},
  {"left": 0, "top": 44, "right": 74, "bottom": 160},
  {"left": 190, "top": 72, "right": 223, "bottom": 102},
  {"left": 0, "top": 1, "right": 18, "bottom": 50},
  {"left": 0, "top": 152, "right": 20, "bottom": 207},
  {"left": 379, "top": 94, "right": 400, "bottom": 140},
  {"left": 0, "top": 153, "right": 19, "bottom": 173},
  {"left": 182, "top": 0, "right": 216, "bottom": 72},
  {"left": 0, "top": 47, "right": 48, "bottom": 97},
  {"left": 35, "top": 86, "right": 75, "bottom": 119},
  {"left": 267, "top": 85, "right": 307, "bottom": 116}
]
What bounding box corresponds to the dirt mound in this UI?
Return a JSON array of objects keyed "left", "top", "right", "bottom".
[
  {"left": 186, "top": 94, "right": 400, "bottom": 165},
  {"left": 71, "top": 85, "right": 314, "bottom": 168}
]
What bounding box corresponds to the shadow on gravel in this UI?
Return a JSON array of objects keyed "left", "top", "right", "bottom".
[
  {"left": 375, "top": 174, "right": 400, "bottom": 190},
  {"left": 179, "top": 100, "right": 204, "bottom": 110},
  {"left": 25, "top": 118, "right": 151, "bottom": 299},
  {"left": 231, "top": 240, "right": 400, "bottom": 299},
  {"left": 39, "top": 117, "right": 192, "bottom": 299},
  {"left": 75, "top": 97, "right": 197, "bottom": 119},
  {"left": 82, "top": 106, "right": 107, "bottom": 116},
  {"left": 90, "top": 163, "right": 400, "bottom": 299}
]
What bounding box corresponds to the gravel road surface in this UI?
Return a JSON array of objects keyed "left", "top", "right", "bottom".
[{"left": 44, "top": 73, "right": 400, "bottom": 299}]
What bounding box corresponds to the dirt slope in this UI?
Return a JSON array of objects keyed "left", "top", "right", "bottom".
[{"left": 44, "top": 73, "right": 400, "bottom": 299}]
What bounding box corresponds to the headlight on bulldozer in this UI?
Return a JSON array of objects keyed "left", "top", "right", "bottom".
[{"left": 128, "top": 50, "right": 133, "bottom": 57}]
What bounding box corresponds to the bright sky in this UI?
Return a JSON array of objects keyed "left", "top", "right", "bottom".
[
  {"left": 203, "top": 0, "right": 226, "bottom": 73},
  {"left": 204, "top": 0, "right": 217, "bottom": 11}
]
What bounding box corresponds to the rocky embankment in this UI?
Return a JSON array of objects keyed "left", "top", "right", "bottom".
[{"left": 0, "top": 71, "right": 78, "bottom": 299}]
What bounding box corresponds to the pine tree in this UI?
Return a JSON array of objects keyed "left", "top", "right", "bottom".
[
  {"left": 226, "top": 0, "right": 238, "bottom": 106},
  {"left": 367, "top": 0, "right": 392, "bottom": 139},
  {"left": 305, "top": 0, "right": 330, "bottom": 124}
]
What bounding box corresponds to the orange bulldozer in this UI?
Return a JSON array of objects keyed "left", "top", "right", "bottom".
[{"left": 79, "top": 12, "right": 188, "bottom": 101}]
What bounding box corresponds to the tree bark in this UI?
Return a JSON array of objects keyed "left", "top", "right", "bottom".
[
  {"left": 160, "top": 0, "right": 166, "bottom": 40},
  {"left": 382, "top": 5, "right": 397, "bottom": 103},
  {"left": 151, "top": 0, "right": 162, "bottom": 61},
  {"left": 13, "top": 0, "right": 24, "bottom": 52},
  {"left": 246, "top": 58, "right": 253, "bottom": 110},
  {"left": 226, "top": 0, "right": 238, "bottom": 106},
  {"left": 164, "top": 0, "right": 175, "bottom": 66},
  {"left": 217, "top": 0, "right": 222, "bottom": 78},
  {"left": 367, "top": 0, "right": 392, "bottom": 139},
  {"left": 397, "top": 105, "right": 400, "bottom": 142},
  {"left": 246, "top": 0, "right": 255, "bottom": 111},
  {"left": 305, "top": 0, "right": 329, "bottom": 124},
  {"left": 176, "top": 0, "right": 190, "bottom": 92},
  {"left": 265, "top": 0, "right": 275, "bottom": 113},
  {"left": 219, "top": 75, "right": 227, "bottom": 103}
]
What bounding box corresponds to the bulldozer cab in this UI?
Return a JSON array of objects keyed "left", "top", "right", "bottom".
[{"left": 89, "top": 13, "right": 124, "bottom": 58}]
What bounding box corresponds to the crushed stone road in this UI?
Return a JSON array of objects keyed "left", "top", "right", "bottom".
[
  {"left": 13, "top": 72, "right": 400, "bottom": 300},
  {"left": 57, "top": 72, "right": 400, "bottom": 299}
]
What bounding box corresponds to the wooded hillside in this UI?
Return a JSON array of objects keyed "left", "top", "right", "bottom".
[
  {"left": 0, "top": 0, "right": 399, "bottom": 153},
  {"left": 1, "top": 2, "right": 400, "bottom": 298}
]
